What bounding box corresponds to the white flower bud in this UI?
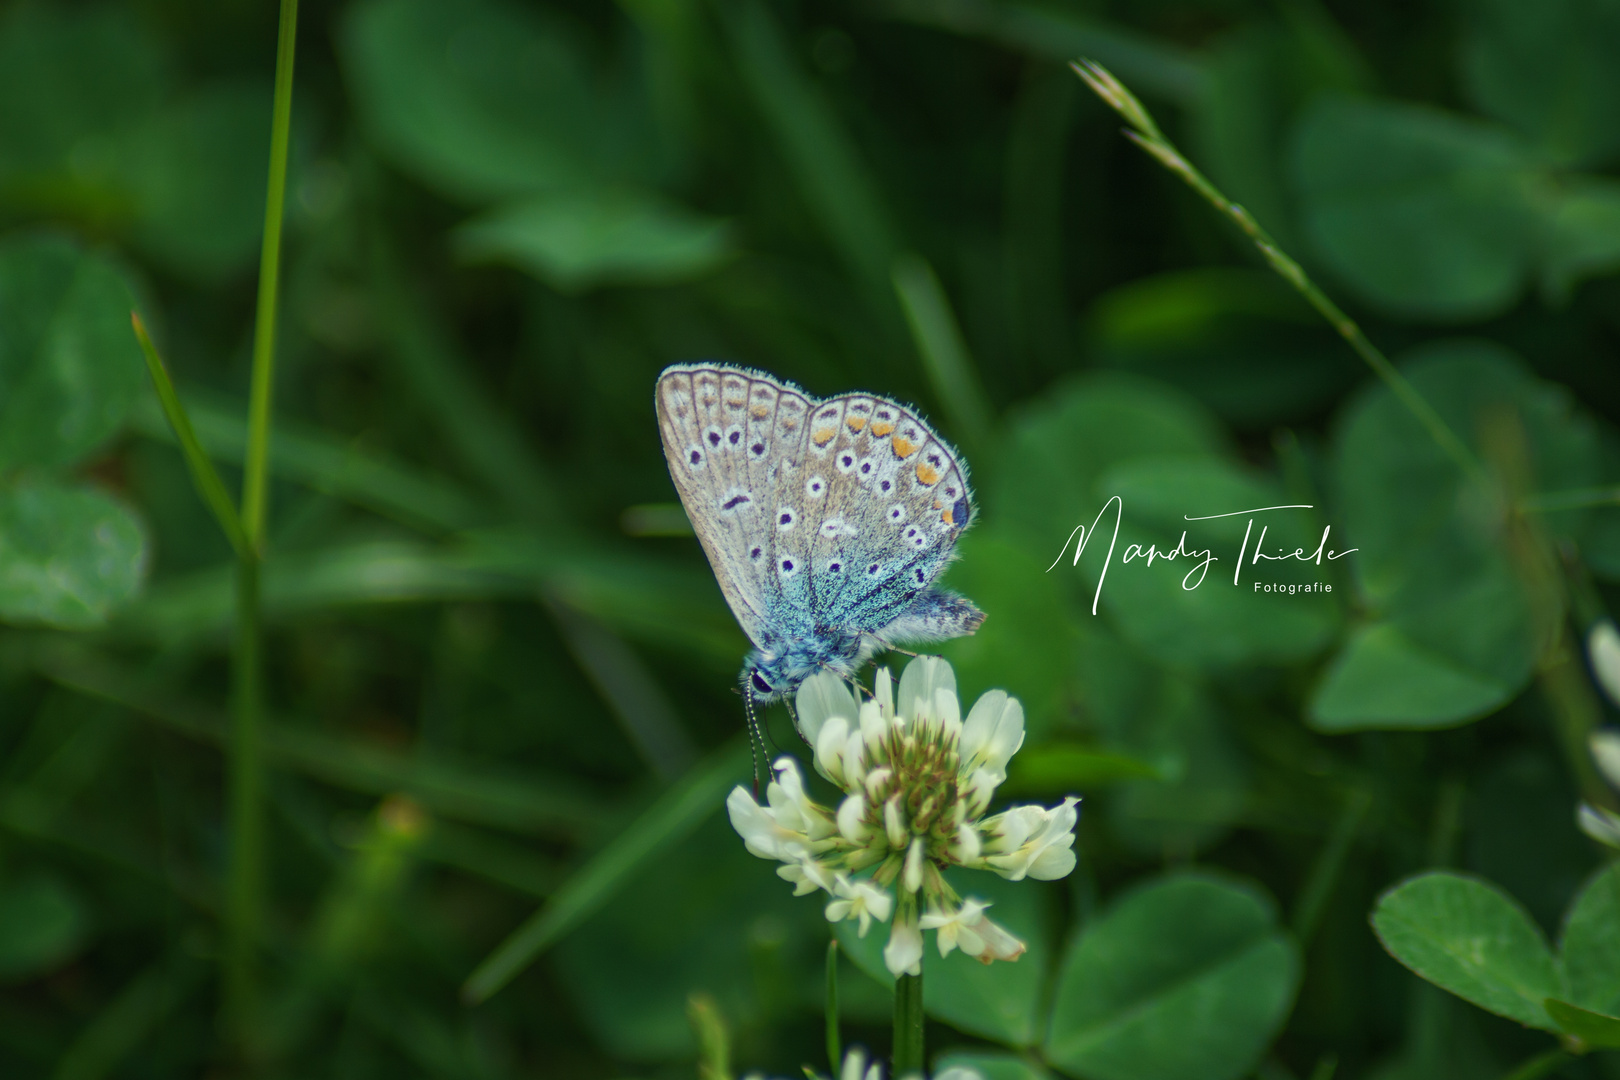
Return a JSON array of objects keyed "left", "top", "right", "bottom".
[
  {"left": 960, "top": 690, "right": 1025, "bottom": 786},
  {"left": 897, "top": 655, "right": 955, "bottom": 724},
  {"left": 903, "top": 837, "right": 926, "bottom": 893},
  {"left": 873, "top": 666, "right": 894, "bottom": 719},
  {"left": 1579, "top": 803, "right": 1620, "bottom": 848},
  {"left": 838, "top": 793, "right": 870, "bottom": 842},
  {"left": 883, "top": 909, "right": 923, "bottom": 977},
  {"left": 727, "top": 786, "right": 785, "bottom": 859},
  {"left": 1592, "top": 729, "right": 1620, "bottom": 791},
  {"left": 954, "top": 822, "right": 981, "bottom": 862},
  {"left": 796, "top": 670, "right": 858, "bottom": 745},
  {"left": 1589, "top": 620, "right": 1620, "bottom": 709},
  {"left": 815, "top": 716, "right": 851, "bottom": 786},
  {"left": 859, "top": 699, "right": 888, "bottom": 756},
  {"left": 884, "top": 796, "right": 908, "bottom": 849}
]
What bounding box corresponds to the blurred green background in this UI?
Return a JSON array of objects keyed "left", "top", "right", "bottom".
[{"left": 2, "top": 0, "right": 1620, "bottom": 1076}]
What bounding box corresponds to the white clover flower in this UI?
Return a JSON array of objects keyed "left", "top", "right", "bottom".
[{"left": 726, "top": 656, "right": 1081, "bottom": 977}]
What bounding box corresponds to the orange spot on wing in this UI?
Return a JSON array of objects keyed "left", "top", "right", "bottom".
[
  {"left": 893, "top": 436, "right": 918, "bottom": 458},
  {"left": 872, "top": 421, "right": 895, "bottom": 437},
  {"left": 916, "top": 462, "right": 940, "bottom": 485},
  {"left": 813, "top": 428, "right": 836, "bottom": 447},
  {"left": 751, "top": 404, "right": 770, "bottom": 419},
  {"left": 846, "top": 416, "right": 866, "bottom": 431},
  {"left": 942, "top": 506, "right": 954, "bottom": 524}
]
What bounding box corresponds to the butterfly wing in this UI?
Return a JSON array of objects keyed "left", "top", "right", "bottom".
[
  {"left": 656, "top": 364, "right": 817, "bottom": 650},
  {"left": 798, "top": 393, "right": 977, "bottom": 641}
]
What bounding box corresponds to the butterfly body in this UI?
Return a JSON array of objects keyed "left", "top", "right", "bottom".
[{"left": 656, "top": 363, "right": 984, "bottom": 702}]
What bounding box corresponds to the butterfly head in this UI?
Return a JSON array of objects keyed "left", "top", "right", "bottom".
[{"left": 741, "top": 632, "right": 869, "bottom": 706}]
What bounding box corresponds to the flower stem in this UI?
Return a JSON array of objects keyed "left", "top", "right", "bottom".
[
  {"left": 892, "top": 970, "right": 924, "bottom": 1077},
  {"left": 826, "top": 939, "right": 842, "bottom": 1072}
]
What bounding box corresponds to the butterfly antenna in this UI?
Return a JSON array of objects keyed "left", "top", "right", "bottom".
[{"left": 742, "top": 677, "right": 765, "bottom": 797}]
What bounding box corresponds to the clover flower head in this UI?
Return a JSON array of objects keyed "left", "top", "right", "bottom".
[{"left": 726, "top": 656, "right": 1080, "bottom": 977}]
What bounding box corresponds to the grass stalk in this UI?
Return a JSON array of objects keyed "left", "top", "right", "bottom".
[
  {"left": 1072, "top": 60, "right": 1484, "bottom": 486},
  {"left": 224, "top": 0, "right": 299, "bottom": 1049}
]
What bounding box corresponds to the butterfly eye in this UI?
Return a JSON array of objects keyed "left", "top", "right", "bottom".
[{"left": 751, "top": 671, "right": 773, "bottom": 694}]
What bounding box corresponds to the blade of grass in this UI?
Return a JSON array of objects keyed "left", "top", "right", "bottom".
[
  {"left": 892, "top": 253, "right": 994, "bottom": 455},
  {"left": 461, "top": 737, "right": 751, "bottom": 1003},
  {"left": 130, "top": 316, "right": 249, "bottom": 558},
  {"left": 1073, "top": 60, "right": 1484, "bottom": 486}
]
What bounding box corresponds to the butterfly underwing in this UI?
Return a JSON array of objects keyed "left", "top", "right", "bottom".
[{"left": 655, "top": 363, "right": 984, "bottom": 704}]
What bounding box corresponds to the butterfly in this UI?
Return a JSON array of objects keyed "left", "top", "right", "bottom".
[{"left": 655, "top": 363, "right": 984, "bottom": 711}]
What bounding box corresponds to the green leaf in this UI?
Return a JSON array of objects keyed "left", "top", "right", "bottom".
[
  {"left": 1369, "top": 871, "right": 1560, "bottom": 1031},
  {"left": 1045, "top": 871, "right": 1299, "bottom": 1080},
  {"left": 0, "top": 874, "right": 90, "bottom": 983},
  {"left": 0, "top": 234, "right": 147, "bottom": 469},
  {"left": 1311, "top": 341, "right": 1599, "bottom": 730},
  {"left": 1292, "top": 96, "right": 1538, "bottom": 321},
  {"left": 836, "top": 873, "right": 1051, "bottom": 1048},
  {"left": 1545, "top": 998, "right": 1620, "bottom": 1048},
  {"left": 454, "top": 191, "right": 733, "bottom": 292},
  {"left": 0, "top": 479, "right": 147, "bottom": 629},
  {"left": 342, "top": 0, "right": 648, "bottom": 202},
  {"left": 1309, "top": 623, "right": 1514, "bottom": 731},
  {"left": 1559, "top": 863, "right": 1620, "bottom": 1015},
  {"left": 1459, "top": 0, "right": 1620, "bottom": 167}
]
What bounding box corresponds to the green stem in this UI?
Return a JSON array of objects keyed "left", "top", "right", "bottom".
[
  {"left": 243, "top": 0, "right": 298, "bottom": 545},
  {"left": 826, "top": 939, "right": 841, "bottom": 1073},
  {"left": 1072, "top": 60, "right": 1484, "bottom": 487},
  {"left": 226, "top": 0, "right": 297, "bottom": 1050},
  {"left": 893, "top": 970, "right": 924, "bottom": 1077}
]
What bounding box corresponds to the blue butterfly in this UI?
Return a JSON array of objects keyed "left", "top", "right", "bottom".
[{"left": 656, "top": 364, "right": 984, "bottom": 706}]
